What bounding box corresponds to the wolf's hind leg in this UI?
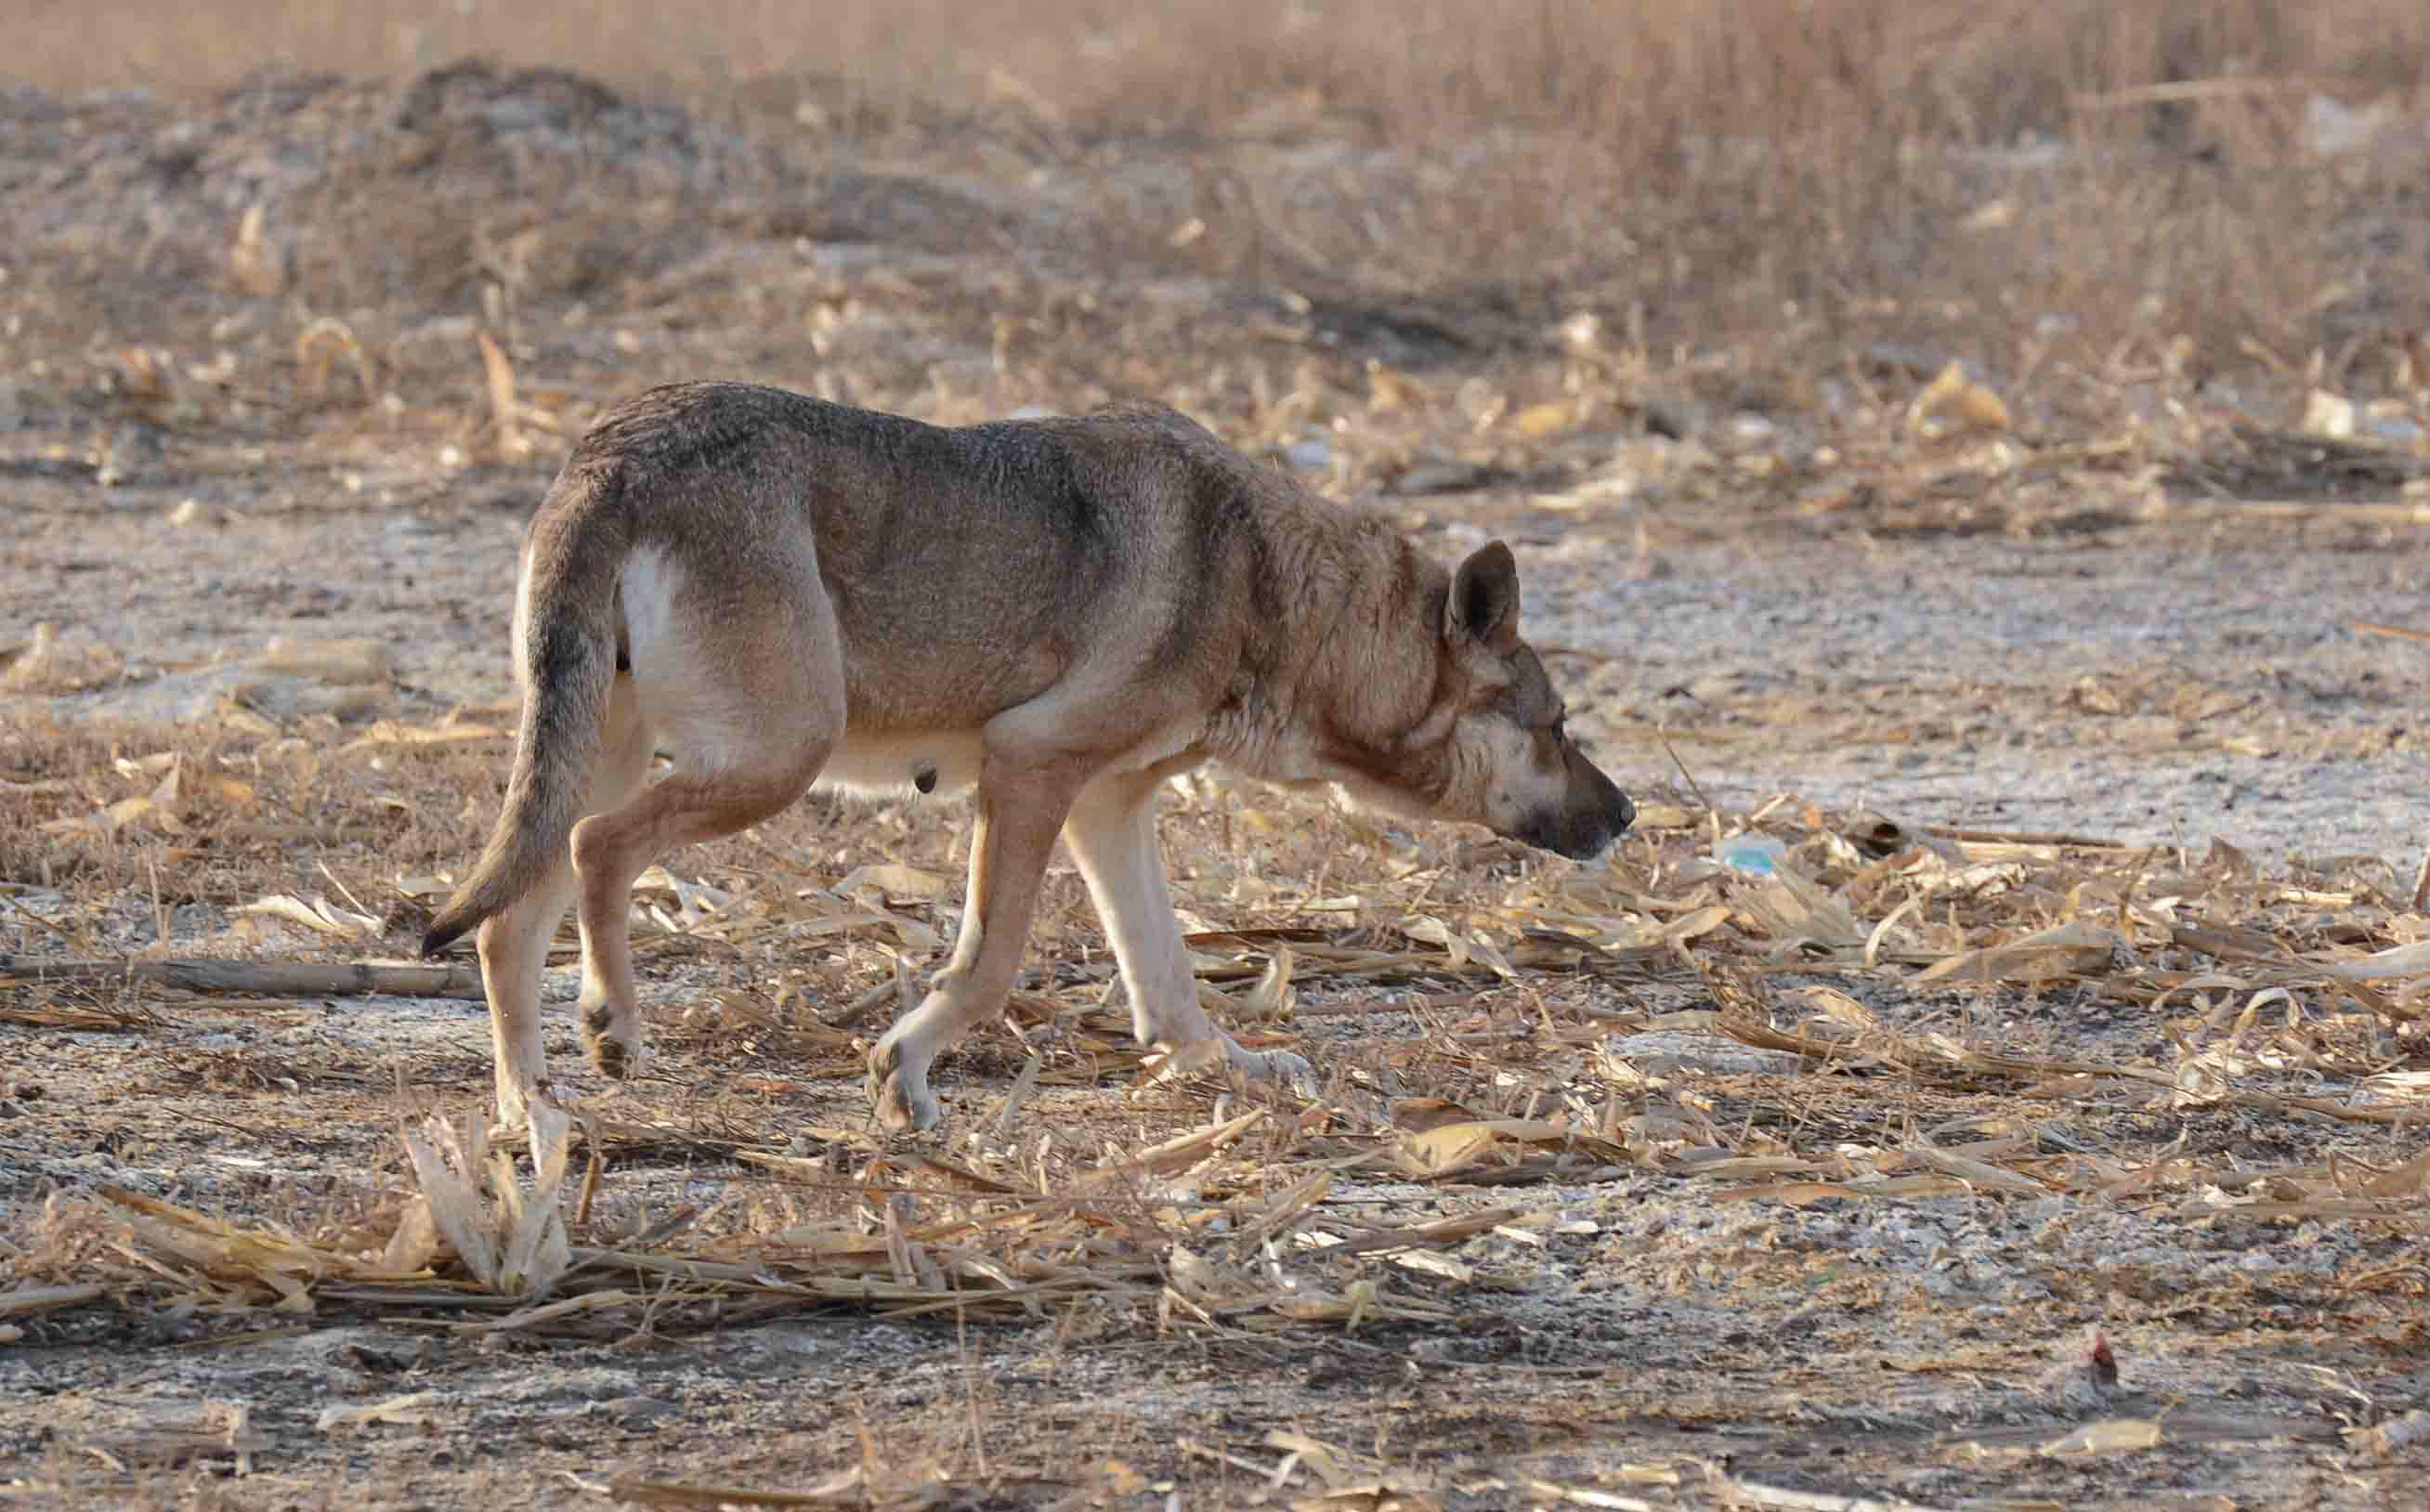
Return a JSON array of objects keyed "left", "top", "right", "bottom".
[
  {"left": 571, "top": 572, "right": 844, "bottom": 1090},
  {"left": 477, "top": 675, "right": 658, "bottom": 1127}
]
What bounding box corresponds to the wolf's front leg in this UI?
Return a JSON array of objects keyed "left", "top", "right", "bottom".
[
  {"left": 1061, "top": 769, "right": 1317, "bottom": 1097},
  {"left": 868, "top": 764, "right": 1080, "bottom": 1130}
]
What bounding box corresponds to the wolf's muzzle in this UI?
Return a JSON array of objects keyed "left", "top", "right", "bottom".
[{"left": 1521, "top": 777, "right": 1635, "bottom": 861}]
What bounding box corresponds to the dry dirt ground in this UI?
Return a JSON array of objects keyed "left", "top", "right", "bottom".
[{"left": 7, "top": 63, "right": 2430, "bottom": 1512}]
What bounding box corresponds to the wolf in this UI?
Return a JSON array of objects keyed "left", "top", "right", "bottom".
[{"left": 421, "top": 382, "right": 1635, "bottom": 1131}]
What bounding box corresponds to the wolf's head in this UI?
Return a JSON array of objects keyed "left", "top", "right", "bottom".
[{"left": 1320, "top": 540, "right": 1636, "bottom": 861}]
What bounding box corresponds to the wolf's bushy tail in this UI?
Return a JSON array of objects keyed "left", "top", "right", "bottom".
[{"left": 421, "top": 475, "right": 625, "bottom": 958}]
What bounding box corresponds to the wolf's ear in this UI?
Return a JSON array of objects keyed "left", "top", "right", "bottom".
[{"left": 1448, "top": 541, "right": 1520, "bottom": 647}]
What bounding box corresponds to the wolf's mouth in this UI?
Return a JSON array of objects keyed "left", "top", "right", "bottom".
[{"left": 1516, "top": 790, "right": 1636, "bottom": 860}]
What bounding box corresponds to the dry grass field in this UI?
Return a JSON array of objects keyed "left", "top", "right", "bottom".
[{"left": 7, "top": 4, "right": 2430, "bottom": 1508}]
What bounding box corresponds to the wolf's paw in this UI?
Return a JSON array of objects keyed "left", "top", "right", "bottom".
[
  {"left": 494, "top": 1091, "right": 532, "bottom": 1135},
  {"left": 867, "top": 1036, "right": 941, "bottom": 1132},
  {"left": 580, "top": 1003, "right": 642, "bottom": 1082},
  {"left": 1230, "top": 1044, "right": 1319, "bottom": 1100},
  {"left": 492, "top": 1071, "right": 560, "bottom": 1134}
]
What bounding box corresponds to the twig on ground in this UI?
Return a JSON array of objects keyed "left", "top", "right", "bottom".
[
  {"left": 2349, "top": 619, "right": 2430, "bottom": 647},
  {"left": 0, "top": 955, "right": 485, "bottom": 1000}
]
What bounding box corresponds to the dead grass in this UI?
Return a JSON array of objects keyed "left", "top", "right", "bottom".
[
  {"left": 8, "top": 658, "right": 2430, "bottom": 1500},
  {"left": 9, "top": 0, "right": 2430, "bottom": 427},
  {"left": 10, "top": 696, "right": 2430, "bottom": 1301},
  {"left": 15, "top": 0, "right": 2430, "bottom": 146}
]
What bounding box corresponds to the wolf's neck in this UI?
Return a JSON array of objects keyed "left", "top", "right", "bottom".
[{"left": 1208, "top": 505, "right": 1438, "bottom": 788}]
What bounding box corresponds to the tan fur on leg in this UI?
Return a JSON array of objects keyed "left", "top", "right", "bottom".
[
  {"left": 869, "top": 759, "right": 1086, "bottom": 1130},
  {"left": 1062, "top": 768, "right": 1315, "bottom": 1094},
  {"left": 476, "top": 678, "right": 657, "bottom": 1127},
  {"left": 568, "top": 570, "right": 843, "bottom": 1096}
]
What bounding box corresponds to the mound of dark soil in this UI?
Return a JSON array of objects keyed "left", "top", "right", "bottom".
[{"left": 2, "top": 59, "right": 800, "bottom": 332}]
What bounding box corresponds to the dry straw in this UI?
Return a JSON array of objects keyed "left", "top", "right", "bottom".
[{"left": 13, "top": 761, "right": 2430, "bottom": 1339}]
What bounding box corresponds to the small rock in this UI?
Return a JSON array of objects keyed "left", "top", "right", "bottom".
[
  {"left": 1641, "top": 398, "right": 1692, "bottom": 439},
  {"left": 2304, "top": 388, "right": 2357, "bottom": 440},
  {"left": 1391, "top": 459, "right": 1501, "bottom": 496},
  {"left": 2350, "top": 1407, "right": 2430, "bottom": 1459},
  {"left": 2037, "top": 1326, "right": 2134, "bottom": 1413},
  {"left": 1724, "top": 412, "right": 1778, "bottom": 447},
  {"left": 2305, "top": 94, "right": 2396, "bottom": 157},
  {"left": 599, "top": 1394, "right": 677, "bottom": 1429}
]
